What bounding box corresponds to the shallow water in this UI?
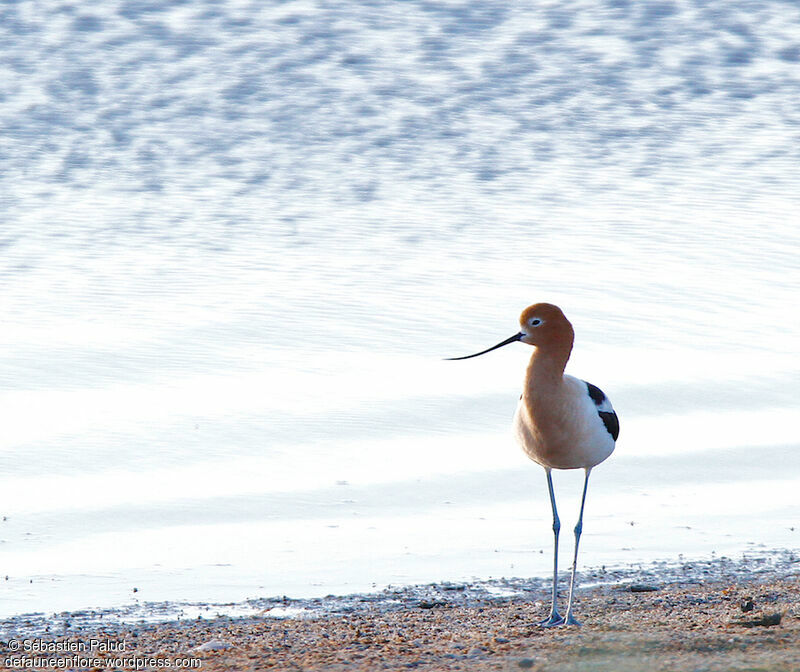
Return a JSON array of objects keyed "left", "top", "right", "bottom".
[{"left": 1, "top": 0, "right": 800, "bottom": 619}]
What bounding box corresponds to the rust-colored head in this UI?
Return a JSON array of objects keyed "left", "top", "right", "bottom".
[
  {"left": 446, "top": 303, "right": 574, "bottom": 361},
  {"left": 518, "top": 303, "right": 574, "bottom": 349}
]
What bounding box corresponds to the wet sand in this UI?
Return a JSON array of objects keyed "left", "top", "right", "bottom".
[{"left": 1, "top": 552, "right": 798, "bottom": 671}]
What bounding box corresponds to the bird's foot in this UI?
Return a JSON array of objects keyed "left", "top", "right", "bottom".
[
  {"left": 562, "top": 613, "right": 582, "bottom": 627},
  {"left": 538, "top": 612, "right": 565, "bottom": 628}
]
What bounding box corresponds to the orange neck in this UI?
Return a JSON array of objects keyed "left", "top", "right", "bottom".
[{"left": 524, "top": 338, "right": 573, "bottom": 395}]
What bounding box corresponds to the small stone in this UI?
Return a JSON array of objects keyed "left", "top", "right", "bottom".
[
  {"left": 194, "top": 639, "right": 234, "bottom": 652},
  {"left": 629, "top": 584, "right": 659, "bottom": 592},
  {"left": 733, "top": 612, "right": 782, "bottom": 628},
  {"left": 518, "top": 658, "right": 535, "bottom": 669},
  {"left": 740, "top": 598, "right": 755, "bottom": 612}
]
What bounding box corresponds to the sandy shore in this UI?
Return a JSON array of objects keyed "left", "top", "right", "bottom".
[{"left": 1, "top": 552, "right": 799, "bottom": 671}]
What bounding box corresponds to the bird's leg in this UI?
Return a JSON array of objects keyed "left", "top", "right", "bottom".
[
  {"left": 564, "top": 468, "right": 591, "bottom": 626},
  {"left": 539, "top": 468, "right": 564, "bottom": 627}
]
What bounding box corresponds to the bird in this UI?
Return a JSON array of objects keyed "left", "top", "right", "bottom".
[{"left": 447, "top": 303, "right": 619, "bottom": 626}]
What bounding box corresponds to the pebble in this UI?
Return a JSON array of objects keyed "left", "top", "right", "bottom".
[
  {"left": 194, "top": 639, "right": 234, "bottom": 651},
  {"left": 733, "top": 612, "right": 783, "bottom": 628}
]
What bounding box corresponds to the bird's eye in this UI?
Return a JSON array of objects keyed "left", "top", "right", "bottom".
[{"left": 529, "top": 318, "right": 542, "bottom": 327}]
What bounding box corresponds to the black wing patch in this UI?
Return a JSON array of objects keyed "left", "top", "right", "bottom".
[
  {"left": 585, "top": 382, "right": 606, "bottom": 406},
  {"left": 584, "top": 380, "right": 620, "bottom": 441},
  {"left": 598, "top": 410, "right": 620, "bottom": 441}
]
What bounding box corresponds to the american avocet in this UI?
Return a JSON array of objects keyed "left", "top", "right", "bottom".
[{"left": 448, "top": 303, "right": 619, "bottom": 626}]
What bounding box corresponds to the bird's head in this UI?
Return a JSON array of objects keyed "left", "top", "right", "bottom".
[{"left": 518, "top": 303, "right": 574, "bottom": 347}]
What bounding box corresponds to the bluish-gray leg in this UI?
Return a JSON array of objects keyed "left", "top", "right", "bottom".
[
  {"left": 564, "top": 468, "right": 591, "bottom": 626},
  {"left": 539, "top": 468, "right": 564, "bottom": 627}
]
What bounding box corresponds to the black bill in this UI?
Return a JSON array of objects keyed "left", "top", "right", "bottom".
[{"left": 445, "top": 332, "right": 524, "bottom": 360}]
